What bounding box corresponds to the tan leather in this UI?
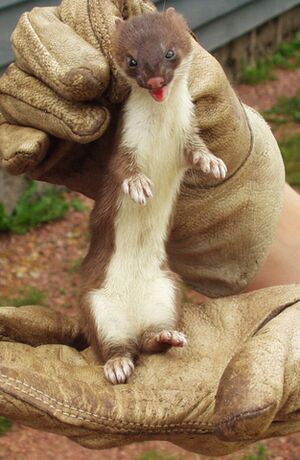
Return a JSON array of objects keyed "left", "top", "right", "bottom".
[
  {"left": 0, "top": 0, "right": 285, "bottom": 295},
  {"left": 0, "top": 112, "right": 49, "bottom": 175},
  {"left": 0, "top": 286, "right": 300, "bottom": 455},
  {"left": 168, "top": 105, "right": 285, "bottom": 296},
  {"left": 0, "top": 64, "right": 110, "bottom": 143},
  {"left": 11, "top": 7, "right": 110, "bottom": 102}
]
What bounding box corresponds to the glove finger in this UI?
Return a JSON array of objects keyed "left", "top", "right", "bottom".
[
  {"left": 0, "top": 344, "right": 98, "bottom": 443},
  {"left": 0, "top": 115, "right": 109, "bottom": 197},
  {"left": 78, "top": 0, "right": 156, "bottom": 103},
  {"left": 0, "top": 339, "right": 212, "bottom": 450},
  {"left": 0, "top": 112, "right": 49, "bottom": 175},
  {"left": 187, "top": 39, "right": 252, "bottom": 183},
  {"left": 12, "top": 7, "right": 109, "bottom": 102},
  {"left": 0, "top": 109, "right": 97, "bottom": 191},
  {"left": 0, "top": 289, "right": 300, "bottom": 453},
  {"left": 0, "top": 306, "right": 86, "bottom": 348},
  {"left": 214, "top": 297, "right": 300, "bottom": 441},
  {"left": 0, "top": 64, "right": 110, "bottom": 143}
]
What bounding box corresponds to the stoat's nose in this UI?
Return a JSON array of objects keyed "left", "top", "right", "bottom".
[{"left": 147, "top": 77, "right": 164, "bottom": 89}]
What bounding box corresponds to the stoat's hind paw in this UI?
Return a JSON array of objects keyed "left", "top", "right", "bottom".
[
  {"left": 104, "top": 357, "right": 135, "bottom": 385},
  {"left": 122, "top": 174, "right": 153, "bottom": 205},
  {"left": 155, "top": 330, "right": 187, "bottom": 347},
  {"left": 193, "top": 152, "right": 227, "bottom": 179}
]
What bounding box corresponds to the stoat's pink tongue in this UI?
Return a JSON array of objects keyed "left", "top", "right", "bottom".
[{"left": 150, "top": 84, "right": 169, "bottom": 102}]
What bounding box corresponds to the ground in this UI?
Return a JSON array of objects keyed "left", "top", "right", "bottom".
[{"left": 0, "top": 65, "right": 300, "bottom": 459}]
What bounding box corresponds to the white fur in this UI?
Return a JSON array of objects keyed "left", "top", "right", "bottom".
[{"left": 90, "top": 60, "right": 194, "bottom": 345}]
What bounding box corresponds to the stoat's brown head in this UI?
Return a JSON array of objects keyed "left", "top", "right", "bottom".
[{"left": 112, "top": 8, "right": 192, "bottom": 102}]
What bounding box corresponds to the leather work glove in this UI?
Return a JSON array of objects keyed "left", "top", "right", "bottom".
[
  {"left": 0, "top": 0, "right": 285, "bottom": 298},
  {"left": 0, "top": 285, "right": 300, "bottom": 456}
]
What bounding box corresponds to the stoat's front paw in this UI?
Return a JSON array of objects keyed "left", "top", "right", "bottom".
[
  {"left": 122, "top": 174, "right": 153, "bottom": 205},
  {"left": 154, "top": 330, "right": 187, "bottom": 347},
  {"left": 193, "top": 152, "right": 227, "bottom": 179},
  {"left": 104, "top": 357, "right": 135, "bottom": 385}
]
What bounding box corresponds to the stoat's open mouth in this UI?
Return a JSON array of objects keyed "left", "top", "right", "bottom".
[{"left": 149, "top": 83, "right": 171, "bottom": 102}]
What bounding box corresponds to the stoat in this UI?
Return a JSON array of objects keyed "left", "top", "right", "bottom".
[{"left": 80, "top": 8, "right": 227, "bottom": 384}]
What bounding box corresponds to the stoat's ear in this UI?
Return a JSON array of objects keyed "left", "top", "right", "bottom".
[
  {"left": 115, "top": 18, "right": 124, "bottom": 30},
  {"left": 165, "top": 7, "right": 176, "bottom": 16}
]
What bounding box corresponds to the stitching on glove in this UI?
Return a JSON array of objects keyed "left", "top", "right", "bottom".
[
  {"left": 215, "top": 404, "right": 275, "bottom": 433},
  {"left": 0, "top": 373, "right": 213, "bottom": 432}
]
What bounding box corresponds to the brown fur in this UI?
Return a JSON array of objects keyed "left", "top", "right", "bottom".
[
  {"left": 101, "top": 340, "right": 139, "bottom": 363},
  {"left": 141, "top": 329, "right": 173, "bottom": 353},
  {"left": 109, "top": 118, "right": 140, "bottom": 184},
  {"left": 112, "top": 9, "right": 192, "bottom": 89}
]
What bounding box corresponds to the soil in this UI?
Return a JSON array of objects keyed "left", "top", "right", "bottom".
[{"left": 0, "top": 64, "right": 300, "bottom": 459}]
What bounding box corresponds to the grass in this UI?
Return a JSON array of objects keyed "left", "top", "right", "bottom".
[
  {"left": 0, "top": 286, "right": 47, "bottom": 307},
  {"left": 243, "top": 443, "right": 268, "bottom": 460},
  {"left": 264, "top": 90, "right": 300, "bottom": 125},
  {"left": 239, "top": 33, "right": 300, "bottom": 84},
  {"left": 70, "top": 197, "right": 87, "bottom": 212},
  {"left": 0, "top": 416, "right": 12, "bottom": 436},
  {"left": 278, "top": 134, "right": 300, "bottom": 186},
  {"left": 262, "top": 91, "right": 300, "bottom": 186},
  {"left": 135, "top": 446, "right": 269, "bottom": 460},
  {"left": 0, "top": 181, "right": 69, "bottom": 235},
  {"left": 0, "top": 181, "right": 87, "bottom": 235},
  {"left": 239, "top": 60, "right": 276, "bottom": 85}
]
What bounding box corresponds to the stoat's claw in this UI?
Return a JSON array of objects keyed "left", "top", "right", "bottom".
[
  {"left": 104, "top": 357, "right": 135, "bottom": 385},
  {"left": 155, "top": 330, "right": 187, "bottom": 347},
  {"left": 122, "top": 174, "right": 153, "bottom": 205},
  {"left": 193, "top": 152, "right": 227, "bottom": 179}
]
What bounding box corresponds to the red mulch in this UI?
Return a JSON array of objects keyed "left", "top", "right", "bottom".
[
  {"left": 0, "top": 64, "right": 300, "bottom": 459},
  {"left": 236, "top": 68, "right": 300, "bottom": 111}
]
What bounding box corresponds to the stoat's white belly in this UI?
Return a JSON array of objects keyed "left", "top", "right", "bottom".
[{"left": 90, "top": 80, "right": 194, "bottom": 342}]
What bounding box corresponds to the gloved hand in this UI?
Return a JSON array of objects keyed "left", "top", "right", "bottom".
[
  {"left": 0, "top": 0, "right": 285, "bottom": 298},
  {"left": 0, "top": 285, "right": 300, "bottom": 456}
]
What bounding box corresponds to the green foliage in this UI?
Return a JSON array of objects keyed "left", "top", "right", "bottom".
[
  {"left": 71, "top": 197, "right": 87, "bottom": 212},
  {"left": 239, "top": 33, "right": 300, "bottom": 85},
  {"left": 0, "top": 181, "right": 69, "bottom": 235},
  {"left": 136, "top": 452, "right": 182, "bottom": 460},
  {"left": 263, "top": 91, "right": 300, "bottom": 186},
  {"left": 239, "top": 60, "right": 276, "bottom": 85},
  {"left": 279, "top": 134, "right": 300, "bottom": 186},
  {"left": 0, "top": 416, "right": 12, "bottom": 436},
  {"left": 243, "top": 443, "right": 268, "bottom": 460},
  {"left": 264, "top": 91, "right": 300, "bottom": 124},
  {"left": 274, "top": 33, "right": 300, "bottom": 67},
  {"left": 0, "top": 203, "right": 10, "bottom": 232},
  {"left": 0, "top": 287, "right": 47, "bottom": 307}
]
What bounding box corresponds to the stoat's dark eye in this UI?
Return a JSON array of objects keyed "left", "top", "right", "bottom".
[
  {"left": 128, "top": 57, "right": 138, "bottom": 68},
  {"left": 165, "top": 49, "right": 175, "bottom": 60}
]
